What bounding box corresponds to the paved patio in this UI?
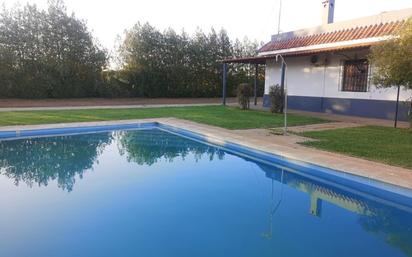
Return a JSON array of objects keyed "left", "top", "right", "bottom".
[
  {"left": 289, "top": 109, "right": 410, "bottom": 129},
  {"left": 1, "top": 118, "right": 411, "bottom": 190},
  {"left": 286, "top": 121, "right": 362, "bottom": 133},
  {"left": 230, "top": 101, "right": 410, "bottom": 129}
]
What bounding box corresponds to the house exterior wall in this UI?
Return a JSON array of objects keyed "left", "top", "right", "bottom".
[{"left": 263, "top": 50, "right": 412, "bottom": 121}]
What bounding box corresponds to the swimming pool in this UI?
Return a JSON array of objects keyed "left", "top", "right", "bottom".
[{"left": 0, "top": 123, "right": 411, "bottom": 257}]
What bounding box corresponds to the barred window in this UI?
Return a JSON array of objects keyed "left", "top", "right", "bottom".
[{"left": 341, "top": 59, "right": 369, "bottom": 92}]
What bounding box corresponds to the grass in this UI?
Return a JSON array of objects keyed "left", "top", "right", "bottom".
[
  {"left": 301, "top": 126, "right": 412, "bottom": 169},
  {"left": 2, "top": 105, "right": 410, "bottom": 168},
  {"left": 0, "top": 105, "right": 326, "bottom": 130}
]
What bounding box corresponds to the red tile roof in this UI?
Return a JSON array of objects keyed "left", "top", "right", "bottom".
[
  {"left": 259, "top": 20, "right": 405, "bottom": 54},
  {"left": 222, "top": 45, "right": 370, "bottom": 64}
]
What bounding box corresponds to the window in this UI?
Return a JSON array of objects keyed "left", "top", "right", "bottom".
[{"left": 341, "top": 59, "right": 369, "bottom": 92}]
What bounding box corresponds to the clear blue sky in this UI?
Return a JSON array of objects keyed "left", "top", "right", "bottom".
[{"left": 3, "top": 0, "right": 412, "bottom": 50}]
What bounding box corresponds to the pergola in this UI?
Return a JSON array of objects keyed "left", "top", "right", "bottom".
[
  {"left": 221, "top": 43, "right": 373, "bottom": 107},
  {"left": 221, "top": 55, "right": 286, "bottom": 106}
]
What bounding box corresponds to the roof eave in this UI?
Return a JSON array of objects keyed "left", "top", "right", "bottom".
[
  {"left": 258, "top": 36, "right": 389, "bottom": 57},
  {"left": 221, "top": 43, "right": 378, "bottom": 64}
]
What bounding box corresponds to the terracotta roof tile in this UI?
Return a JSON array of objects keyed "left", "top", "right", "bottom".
[
  {"left": 222, "top": 44, "right": 373, "bottom": 63},
  {"left": 259, "top": 20, "right": 405, "bottom": 53}
]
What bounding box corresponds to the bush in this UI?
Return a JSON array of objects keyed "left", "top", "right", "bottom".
[
  {"left": 237, "top": 83, "right": 253, "bottom": 110},
  {"left": 269, "top": 84, "right": 285, "bottom": 113}
]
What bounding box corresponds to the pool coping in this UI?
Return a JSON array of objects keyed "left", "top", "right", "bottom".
[{"left": 1, "top": 118, "right": 412, "bottom": 195}]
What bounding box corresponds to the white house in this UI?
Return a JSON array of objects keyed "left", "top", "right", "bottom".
[{"left": 223, "top": 1, "right": 412, "bottom": 121}]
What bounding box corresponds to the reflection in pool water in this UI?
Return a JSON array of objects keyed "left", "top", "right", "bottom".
[
  {"left": 0, "top": 128, "right": 411, "bottom": 257},
  {"left": 117, "top": 129, "right": 225, "bottom": 165},
  {"left": 0, "top": 132, "right": 113, "bottom": 191}
]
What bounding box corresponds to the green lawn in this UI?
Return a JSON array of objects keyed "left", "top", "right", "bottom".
[
  {"left": 301, "top": 126, "right": 412, "bottom": 169},
  {"left": 0, "top": 105, "right": 326, "bottom": 129}
]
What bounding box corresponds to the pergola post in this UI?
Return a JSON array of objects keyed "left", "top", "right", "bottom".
[
  {"left": 254, "top": 63, "right": 258, "bottom": 106},
  {"left": 222, "top": 63, "right": 227, "bottom": 105}
]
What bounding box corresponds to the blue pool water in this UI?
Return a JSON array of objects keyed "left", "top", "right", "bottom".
[{"left": 0, "top": 127, "right": 411, "bottom": 257}]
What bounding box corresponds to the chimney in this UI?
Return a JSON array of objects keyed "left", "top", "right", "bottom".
[{"left": 322, "top": 0, "right": 335, "bottom": 25}]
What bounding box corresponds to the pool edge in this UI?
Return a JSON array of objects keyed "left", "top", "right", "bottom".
[{"left": 0, "top": 120, "right": 411, "bottom": 200}]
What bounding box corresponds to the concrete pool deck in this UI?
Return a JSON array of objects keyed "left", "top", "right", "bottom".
[{"left": 1, "top": 118, "right": 411, "bottom": 190}]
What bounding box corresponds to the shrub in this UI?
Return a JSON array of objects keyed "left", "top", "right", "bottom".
[
  {"left": 237, "top": 83, "right": 253, "bottom": 110},
  {"left": 269, "top": 84, "right": 285, "bottom": 113}
]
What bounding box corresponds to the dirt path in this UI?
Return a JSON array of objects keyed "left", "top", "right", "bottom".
[{"left": 0, "top": 97, "right": 238, "bottom": 108}]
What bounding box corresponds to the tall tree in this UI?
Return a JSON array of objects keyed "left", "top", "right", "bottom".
[
  {"left": 369, "top": 18, "right": 412, "bottom": 127},
  {"left": 118, "top": 24, "right": 263, "bottom": 98},
  {"left": 0, "top": 1, "right": 107, "bottom": 98}
]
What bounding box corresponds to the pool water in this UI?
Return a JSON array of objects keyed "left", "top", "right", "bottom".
[{"left": 0, "top": 128, "right": 411, "bottom": 257}]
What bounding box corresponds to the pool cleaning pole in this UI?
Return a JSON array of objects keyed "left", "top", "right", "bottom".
[
  {"left": 276, "top": 54, "right": 288, "bottom": 135},
  {"left": 283, "top": 64, "right": 288, "bottom": 135}
]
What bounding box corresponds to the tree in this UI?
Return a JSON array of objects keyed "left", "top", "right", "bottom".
[
  {"left": 0, "top": 1, "right": 107, "bottom": 98},
  {"left": 117, "top": 23, "right": 263, "bottom": 98},
  {"left": 369, "top": 18, "right": 412, "bottom": 127},
  {"left": 1, "top": 2, "right": 263, "bottom": 99}
]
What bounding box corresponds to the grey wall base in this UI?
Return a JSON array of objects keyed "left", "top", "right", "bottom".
[{"left": 263, "top": 95, "right": 410, "bottom": 121}]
